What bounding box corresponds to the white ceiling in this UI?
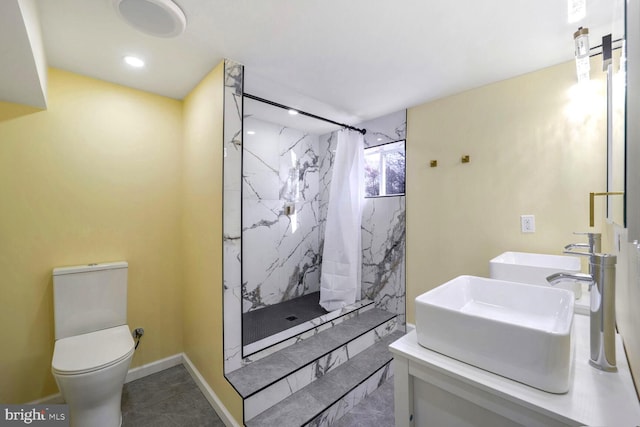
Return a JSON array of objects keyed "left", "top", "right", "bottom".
[
  {"left": 1, "top": 0, "right": 625, "bottom": 128},
  {"left": 0, "top": 0, "right": 47, "bottom": 108}
]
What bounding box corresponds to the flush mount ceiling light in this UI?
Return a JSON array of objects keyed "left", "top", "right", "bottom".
[
  {"left": 113, "top": 0, "right": 186, "bottom": 38},
  {"left": 288, "top": 109, "right": 299, "bottom": 116}
]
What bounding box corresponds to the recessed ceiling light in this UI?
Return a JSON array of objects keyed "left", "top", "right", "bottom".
[
  {"left": 124, "top": 55, "right": 145, "bottom": 68},
  {"left": 247, "top": 131, "right": 256, "bottom": 135},
  {"left": 288, "top": 109, "right": 299, "bottom": 116},
  {"left": 113, "top": 0, "right": 187, "bottom": 38}
]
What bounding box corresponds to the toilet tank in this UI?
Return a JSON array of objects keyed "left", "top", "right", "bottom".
[{"left": 53, "top": 262, "right": 128, "bottom": 340}]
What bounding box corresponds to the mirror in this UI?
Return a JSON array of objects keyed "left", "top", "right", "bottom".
[{"left": 607, "top": 0, "right": 627, "bottom": 226}]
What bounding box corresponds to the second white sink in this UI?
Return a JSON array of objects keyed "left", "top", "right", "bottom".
[
  {"left": 415, "top": 275, "right": 574, "bottom": 393},
  {"left": 490, "top": 251, "right": 582, "bottom": 298}
]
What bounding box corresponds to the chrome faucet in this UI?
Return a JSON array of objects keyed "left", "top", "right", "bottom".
[
  {"left": 546, "top": 253, "right": 617, "bottom": 372},
  {"left": 563, "top": 232, "right": 601, "bottom": 256}
]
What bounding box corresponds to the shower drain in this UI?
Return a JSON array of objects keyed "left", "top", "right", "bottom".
[{"left": 285, "top": 315, "right": 298, "bottom": 321}]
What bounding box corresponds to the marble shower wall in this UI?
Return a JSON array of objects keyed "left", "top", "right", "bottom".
[
  {"left": 319, "top": 110, "right": 407, "bottom": 326},
  {"left": 223, "top": 60, "right": 244, "bottom": 373},
  {"left": 242, "top": 117, "right": 321, "bottom": 312}
]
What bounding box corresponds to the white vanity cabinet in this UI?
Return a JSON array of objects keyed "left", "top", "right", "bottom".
[{"left": 389, "top": 316, "right": 640, "bottom": 427}]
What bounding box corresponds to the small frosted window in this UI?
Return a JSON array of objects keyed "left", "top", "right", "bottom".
[{"left": 364, "top": 140, "right": 405, "bottom": 197}]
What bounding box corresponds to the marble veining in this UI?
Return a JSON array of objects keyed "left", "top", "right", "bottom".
[
  {"left": 223, "top": 60, "right": 244, "bottom": 374},
  {"left": 362, "top": 196, "right": 406, "bottom": 326},
  {"left": 318, "top": 110, "right": 407, "bottom": 328},
  {"left": 228, "top": 102, "right": 408, "bottom": 372},
  {"left": 242, "top": 316, "right": 397, "bottom": 421},
  {"left": 305, "top": 363, "right": 393, "bottom": 427},
  {"left": 242, "top": 300, "right": 373, "bottom": 363},
  {"left": 242, "top": 117, "right": 322, "bottom": 312}
]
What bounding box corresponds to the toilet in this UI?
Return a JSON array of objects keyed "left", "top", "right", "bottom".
[{"left": 51, "top": 262, "right": 134, "bottom": 427}]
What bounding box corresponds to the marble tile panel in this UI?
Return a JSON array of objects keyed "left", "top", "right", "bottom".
[
  {"left": 223, "top": 59, "right": 244, "bottom": 375},
  {"left": 304, "top": 363, "right": 393, "bottom": 427},
  {"left": 243, "top": 118, "right": 280, "bottom": 200},
  {"left": 244, "top": 346, "right": 349, "bottom": 420},
  {"left": 278, "top": 332, "right": 342, "bottom": 366},
  {"left": 223, "top": 189, "right": 241, "bottom": 239},
  {"left": 349, "top": 332, "right": 402, "bottom": 374},
  {"left": 242, "top": 199, "right": 283, "bottom": 311},
  {"left": 331, "top": 378, "right": 395, "bottom": 427},
  {"left": 242, "top": 117, "right": 322, "bottom": 313},
  {"left": 305, "top": 365, "right": 367, "bottom": 407},
  {"left": 244, "top": 364, "right": 316, "bottom": 420},
  {"left": 362, "top": 196, "right": 406, "bottom": 327},
  {"left": 360, "top": 109, "right": 407, "bottom": 148},
  {"left": 242, "top": 300, "right": 373, "bottom": 360},
  {"left": 345, "top": 329, "right": 376, "bottom": 357},
  {"left": 225, "top": 352, "right": 294, "bottom": 398},
  {"left": 245, "top": 391, "right": 324, "bottom": 426}
]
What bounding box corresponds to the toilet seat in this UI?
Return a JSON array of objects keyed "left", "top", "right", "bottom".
[{"left": 52, "top": 325, "right": 134, "bottom": 375}]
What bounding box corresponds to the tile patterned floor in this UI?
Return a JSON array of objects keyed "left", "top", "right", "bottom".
[
  {"left": 121, "top": 364, "right": 394, "bottom": 426},
  {"left": 121, "top": 365, "right": 225, "bottom": 427},
  {"left": 332, "top": 377, "right": 395, "bottom": 427}
]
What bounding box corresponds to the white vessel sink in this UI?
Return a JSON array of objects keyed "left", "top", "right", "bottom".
[
  {"left": 490, "top": 251, "right": 582, "bottom": 298},
  {"left": 415, "top": 275, "right": 574, "bottom": 393}
]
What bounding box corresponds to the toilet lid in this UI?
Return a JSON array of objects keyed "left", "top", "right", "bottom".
[{"left": 52, "top": 325, "right": 134, "bottom": 375}]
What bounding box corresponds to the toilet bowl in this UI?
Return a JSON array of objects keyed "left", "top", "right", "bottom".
[
  {"left": 52, "top": 325, "right": 134, "bottom": 427},
  {"left": 51, "top": 262, "right": 133, "bottom": 427}
]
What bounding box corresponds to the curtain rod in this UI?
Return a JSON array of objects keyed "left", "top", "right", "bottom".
[{"left": 243, "top": 93, "right": 367, "bottom": 135}]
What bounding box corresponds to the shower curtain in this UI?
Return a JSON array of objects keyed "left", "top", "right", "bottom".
[{"left": 320, "top": 129, "right": 364, "bottom": 311}]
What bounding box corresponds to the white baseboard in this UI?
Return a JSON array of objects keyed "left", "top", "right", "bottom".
[
  {"left": 28, "top": 393, "right": 65, "bottom": 405},
  {"left": 30, "top": 353, "right": 184, "bottom": 404},
  {"left": 29, "top": 353, "right": 240, "bottom": 427},
  {"left": 182, "top": 354, "right": 241, "bottom": 427},
  {"left": 125, "top": 353, "right": 183, "bottom": 383}
]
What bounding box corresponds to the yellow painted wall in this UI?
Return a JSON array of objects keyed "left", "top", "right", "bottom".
[
  {"left": 406, "top": 59, "right": 608, "bottom": 323},
  {"left": 0, "top": 68, "right": 185, "bottom": 403},
  {"left": 182, "top": 63, "right": 243, "bottom": 423}
]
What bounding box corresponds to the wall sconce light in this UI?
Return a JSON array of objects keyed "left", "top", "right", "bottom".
[{"left": 574, "top": 27, "right": 590, "bottom": 82}]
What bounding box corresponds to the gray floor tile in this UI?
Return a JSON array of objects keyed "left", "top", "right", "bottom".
[
  {"left": 228, "top": 309, "right": 397, "bottom": 399},
  {"left": 333, "top": 378, "right": 395, "bottom": 427},
  {"left": 122, "top": 365, "right": 194, "bottom": 412},
  {"left": 349, "top": 332, "right": 402, "bottom": 372},
  {"left": 278, "top": 332, "right": 343, "bottom": 365},
  {"left": 122, "top": 410, "right": 177, "bottom": 427},
  {"left": 119, "top": 325, "right": 401, "bottom": 427},
  {"left": 246, "top": 391, "right": 325, "bottom": 427},
  {"left": 226, "top": 352, "right": 296, "bottom": 397},
  {"left": 305, "top": 365, "right": 369, "bottom": 406},
  {"left": 121, "top": 365, "right": 225, "bottom": 427}
]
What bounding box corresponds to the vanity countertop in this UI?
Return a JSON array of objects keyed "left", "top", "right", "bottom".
[{"left": 389, "top": 315, "right": 640, "bottom": 426}]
